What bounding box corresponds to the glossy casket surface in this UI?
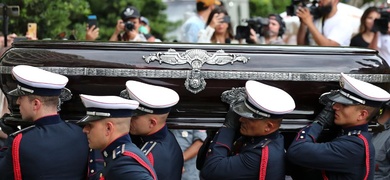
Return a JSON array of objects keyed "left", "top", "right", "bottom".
[{"left": 1, "top": 41, "right": 390, "bottom": 130}]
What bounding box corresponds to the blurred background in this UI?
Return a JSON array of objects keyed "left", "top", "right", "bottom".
[{"left": 0, "top": 0, "right": 386, "bottom": 42}]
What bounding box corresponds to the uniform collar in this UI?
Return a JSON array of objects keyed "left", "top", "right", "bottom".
[
  {"left": 242, "top": 130, "right": 280, "bottom": 144},
  {"left": 141, "top": 124, "right": 168, "bottom": 142},
  {"left": 341, "top": 124, "right": 368, "bottom": 135},
  {"left": 34, "top": 114, "right": 61, "bottom": 126},
  {"left": 102, "top": 134, "right": 131, "bottom": 156}
]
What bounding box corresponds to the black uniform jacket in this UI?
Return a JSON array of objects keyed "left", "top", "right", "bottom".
[
  {"left": 287, "top": 123, "right": 374, "bottom": 180},
  {"left": 0, "top": 115, "right": 89, "bottom": 180},
  {"left": 133, "top": 125, "right": 184, "bottom": 180}
]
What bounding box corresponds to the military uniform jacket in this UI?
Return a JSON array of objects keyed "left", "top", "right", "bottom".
[
  {"left": 0, "top": 115, "right": 89, "bottom": 180},
  {"left": 200, "top": 127, "right": 285, "bottom": 180},
  {"left": 287, "top": 123, "right": 374, "bottom": 180},
  {"left": 87, "top": 149, "right": 105, "bottom": 180},
  {"left": 372, "top": 119, "right": 390, "bottom": 180},
  {"left": 100, "top": 134, "right": 156, "bottom": 180},
  {"left": 134, "top": 125, "right": 183, "bottom": 180}
]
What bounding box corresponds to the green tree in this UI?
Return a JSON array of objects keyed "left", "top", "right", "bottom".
[
  {"left": 86, "top": 0, "right": 170, "bottom": 40},
  {"left": 249, "top": 0, "right": 291, "bottom": 17},
  {"left": 3, "top": 0, "right": 172, "bottom": 41},
  {"left": 4, "top": 0, "right": 90, "bottom": 39}
]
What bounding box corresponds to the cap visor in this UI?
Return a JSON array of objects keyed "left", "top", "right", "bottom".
[
  {"left": 7, "top": 88, "right": 24, "bottom": 96},
  {"left": 77, "top": 115, "right": 104, "bottom": 125},
  {"left": 132, "top": 109, "right": 148, "bottom": 117},
  {"left": 215, "top": 0, "right": 221, "bottom": 5},
  {"left": 328, "top": 92, "right": 356, "bottom": 105},
  {"left": 232, "top": 101, "right": 264, "bottom": 119}
]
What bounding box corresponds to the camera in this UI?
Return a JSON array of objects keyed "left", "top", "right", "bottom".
[
  {"left": 124, "top": 21, "right": 135, "bottom": 32},
  {"left": 286, "top": 0, "right": 321, "bottom": 20},
  {"left": 373, "top": 8, "right": 390, "bottom": 34},
  {"left": 235, "top": 17, "right": 269, "bottom": 43},
  {"left": 0, "top": 4, "right": 20, "bottom": 17}
]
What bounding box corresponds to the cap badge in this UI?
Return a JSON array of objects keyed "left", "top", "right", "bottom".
[
  {"left": 124, "top": 8, "right": 134, "bottom": 16},
  {"left": 339, "top": 78, "right": 345, "bottom": 88}
]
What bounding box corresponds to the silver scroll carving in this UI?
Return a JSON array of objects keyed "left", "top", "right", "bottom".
[
  {"left": 58, "top": 88, "right": 72, "bottom": 112},
  {"left": 143, "top": 49, "right": 249, "bottom": 94},
  {"left": 221, "top": 87, "right": 247, "bottom": 106}
]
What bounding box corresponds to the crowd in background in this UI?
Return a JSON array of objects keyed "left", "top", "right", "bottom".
[{"left": 1, "top": 0, "right": 390, "bottom": 63}]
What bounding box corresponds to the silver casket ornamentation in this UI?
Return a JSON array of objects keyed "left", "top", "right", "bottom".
[{"left": 143, "top": 49, "right": 249, "bottom": 94}]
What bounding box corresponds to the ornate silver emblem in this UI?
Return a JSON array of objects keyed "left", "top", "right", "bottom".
[
  {"left": 221, "top": 87, "right": 247, "bottom": 106},
  {"left": 57, "top": 88, "right": 72, "bottom": 112},
  {"left": 143, "top": 49, "right": 249, "bottom": 94},
  {"left": 119, "top": 89, "right": 130, "bottom": 99}
]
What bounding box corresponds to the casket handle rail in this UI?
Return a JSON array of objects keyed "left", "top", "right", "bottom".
[{"left": 143, "top": 49, "right": 249, "bottom": 94}]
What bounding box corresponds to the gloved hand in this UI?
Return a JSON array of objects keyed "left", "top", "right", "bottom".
[
  {"left": 318, "top": 90, "right": 337, "bottom": 106},
  {"left": 223, "top": 108, "right": 241, "bottom": 130},
  {"left": 314, "top": 102, "right": 335, "bottom": 129},
  {"left": 0, "top": 114, "right": 19, "bottom": 135}
]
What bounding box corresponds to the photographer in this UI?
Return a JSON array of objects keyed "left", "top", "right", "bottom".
[
  {"left": 197, "top": 7, "right": 234, "bottom": 43},
  {"left": 350, "top": 7, "right": 380, "bottom": 48},
  {"left": 296, "top": 0, "right": 353, "bottom": 46},
  {"left": 248, "top": 14, "right": 286, "bottom": 45},
  {"left": 109, "top": 6, "right": 147, "bottom": 42},
  {"left": 368, "top": 11, "right": 390, "bottom": 64}
]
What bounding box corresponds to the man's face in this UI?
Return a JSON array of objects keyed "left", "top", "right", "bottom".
[
  {"left": 129, "top": 115, "right": 151, "bottom": 135},
  {"left": 318, "top": 0, "right": 335, "bottom": 7},
  {"left": 332, "top": 103, "right": 361, "bottom": 127},
  {"left": 265, "top": 19, "right": 281, "bottom": 37},
  {"left": 82, "top": 120, "right": 108, "bottom": 150},
  {"left": 239, "top": 117, "right": 268, "bottom": 136},
  {"left": 318, "top": 0, "right": 335, "bottom": 16},
  {"left": 16, "top": 96, "right": 34, "bottom": 121}
]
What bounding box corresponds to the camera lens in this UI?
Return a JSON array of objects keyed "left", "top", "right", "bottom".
[{"left": 124, "top": 21, "right": 135, "bottom": 32}]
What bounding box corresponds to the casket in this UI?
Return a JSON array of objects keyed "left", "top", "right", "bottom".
[{"left": 1, "top": 41, "right": 389, "bottom": 133}]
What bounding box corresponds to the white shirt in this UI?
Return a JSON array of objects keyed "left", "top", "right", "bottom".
[
  {"left": 309, "top": 10, "right": 353, "bottom": 46},
  {"left": 378, "top": 33, "right": 390, "bottom": 65},
  {"left": 181, "top": 14, "right": 205, "bottom": 43}
]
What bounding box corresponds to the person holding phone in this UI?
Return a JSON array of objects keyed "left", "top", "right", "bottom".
[
  {"left": 350, "top": 7, "right": 380, "bottom": 48},
  {"left": 86, "top": 15, "right": 100, "bottom": 41},
  {"left": 197, "top": 6, "right": 234, "bottom": 44}
]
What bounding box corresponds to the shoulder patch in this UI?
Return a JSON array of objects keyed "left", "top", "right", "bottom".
[
  {"left": 254, "top": 138, "right": 272, "bottom": 149},
  {"left": 10, "top": 125, "right": 35, "bottom": 137},
  {"left": 347, "top": 130, "right": 361, "bottom": 136},
  {"left": 111, "top": 144, "right": 127, "bottom": 160},
  {"left": 140, "top": 141, "right": 157, "bottom": 156}
]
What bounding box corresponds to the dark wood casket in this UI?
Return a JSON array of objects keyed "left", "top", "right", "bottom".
[{"left": 1, "top": 41, "right": 390, "bottom": 134}]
